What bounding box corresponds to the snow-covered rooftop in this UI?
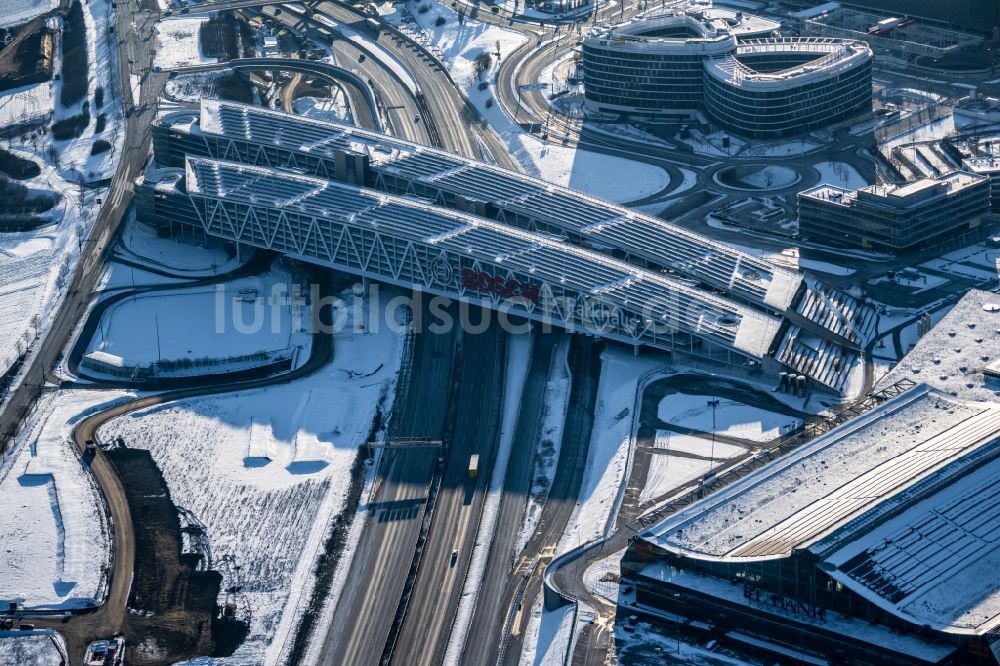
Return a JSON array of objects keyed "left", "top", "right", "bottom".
[
  {"left": 640, "top": 384, "right": 1000, "bottom": 560},
  {"left": 824, "top": 453, "right": 1000, "bottom": 635},
  {"left": 181, "top": 100, "right": 805, "bottom": 313},
  {"left": 874, "top": 289, "right": 1000, "bottom": 403},
  {"left": 181, "top": 157, "right": 783, "bottom": 359}
]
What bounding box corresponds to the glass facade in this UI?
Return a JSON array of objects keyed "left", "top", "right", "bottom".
[
  {"left": 798, "top": 177, "right": 990, "bottom": 251},
  {"left": 582, "top": 43, "right": 713, "bottom": 111},
  {"left": 704, "top": 56, "right": 873, "bottom": 139},
  {"left": 583, "top": 27, "right": 873, "bottom": 138}
]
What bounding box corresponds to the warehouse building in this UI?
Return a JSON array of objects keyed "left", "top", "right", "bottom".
[
  {"left": 798, "top": 172, "right": 990, "bottom": 252},
  {"left": 623, "top": 380, "right": 1000, "bottom": 665}
]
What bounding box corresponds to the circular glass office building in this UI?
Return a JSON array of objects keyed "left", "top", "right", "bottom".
[
  {"left": 581, "top": 10, "right": 872, "bottom": 138},
  {"left": 582, "top": 12, "right": 744, "bottom": 117},
  {"left": 703, "top": 38, "right": 874, "bottom": 139}
]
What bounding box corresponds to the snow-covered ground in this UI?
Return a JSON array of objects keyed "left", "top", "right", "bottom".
[
  {"left": 0, "top": 0, "right": 57, "bottom": 28},
  {"left": 518, "top": 598, "right": 576, "bottom": 666},
  {"left": 0, "top": 79, "right": 54, "bottom": 128},
  {"left": 656, "top": 394, "right": 801, "bottom": 444},
  {"left": 679, "top": 129, "right": 745, "bottom": 158},
  {"left": 293, "top": 93, "right": 352, "bottom": 125},
  {"left": 154, "top": 17, "right": 218, "bottom": 70},
  {"left": 616, "top": 622, "right": 755, "bottom": 666},
  {"left": 86, "top": 269, "right": 311, "bottom": 372},
  {"left": 117, "top": 217, "right": 242, "bottom": 277},
  {"left": 391, "top": 2, "right": 670, "bottom": 203},
  {"left": 717, "top": 165, "right": 799, "bottom": 190},
  {"left": 97, "top": 287, "right": 403, "bottom": 664},
  {"left": 0, "top": 631, "right": 66, "bottom": 665},
  {"left": 639, "top": 394, "right": 800, "bottom": 504},
  {"left": 163, "top": 70, "right": 247, "bottom": 104},
  {"left": 514, "top": 337, "right": 570, "bottom": 556},
  {"left": 555, "top": 349, "right": 669, "bottom": 555},
  {"left": 813, "top": 161, "right": 868, "bottom": 190},
  {"left": 0, "top": 391, "right": 129, "bottom": 610},
  {"left": 0, "top": 0, "right": 124, "bottom": 391}
]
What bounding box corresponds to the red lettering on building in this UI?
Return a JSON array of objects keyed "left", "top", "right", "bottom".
[{"left": 461, "top": 268, "right": 538, "bottom": 305}]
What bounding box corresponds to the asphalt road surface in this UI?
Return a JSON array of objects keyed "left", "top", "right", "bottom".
[
  {"left": 462, "top": 332, "right": 557, "bottom": 665},
  {"left": 0, "top": 0, "right": 165, "bottom": 449},
  {"left": 391, "top": 324, "right": 506, "bottom": 666},
  {"left": 318, "top": 315, "right": 456, "bottom": 666}
]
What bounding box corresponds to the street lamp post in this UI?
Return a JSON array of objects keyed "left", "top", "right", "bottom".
[{"left": 707, "top": 398, "right": 720, "bottom": 472}]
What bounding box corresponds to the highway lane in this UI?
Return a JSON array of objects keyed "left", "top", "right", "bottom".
[
  {"left": 319, "top": 315, "right": 456, "bottom": 666},
  {"left": 312, "top": 0, "right": 519, "bottom": 169},
  {"left": 462, "top": 332, "right": 557, "bottom": 665},
  {"left": 391, "top": 325, "right": 506, "bottom": 666},
  {"left": 256, "top": 5, "right": 428, "bottom": 142}
]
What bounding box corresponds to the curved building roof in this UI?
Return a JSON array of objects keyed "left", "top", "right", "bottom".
[
  {"left": 704, "top": 37, "right": 874, "bottom": 91},
  {"left": 640, "top": 385, "right": 1000, "bottom": 563}
]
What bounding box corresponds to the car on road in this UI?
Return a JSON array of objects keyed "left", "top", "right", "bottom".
[{"left": 450, "top": 549, "right": 458, "bottom": 567}]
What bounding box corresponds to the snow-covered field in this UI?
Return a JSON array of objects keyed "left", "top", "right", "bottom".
[
  {"left": 0, "top": 0, "right": 124, "bottom": 389},
  {"left": 656, "top": 394, "right": 801, "bottom": 444},
  {"left": 0, "top": 391, "right": 128, "bottom": 610},
  {"left": 118, "top": 218, "right": 242, "bottom": 277},
  {"left": 0, "top": 631, "right": 66, "bottom": 665},
  {"left": 518, "top": 598, "right": 576, "bottom": 666},
  {"left": 392, "top": 2, "right": 669, "bottom": 203},
  {"left": 97, "top": 288, "right": 403, "bottom": 663},
  {"left": 294, "top": 94, "right": 352, "bottom": 125},
  {"left": 0, "top": 80, "right": 54, "bottom": 128},
  {"left": 814, "top": 161, "right": 868, "bottom": 189},
  {"left": 555, "top": 349, "right": 669, "bottom": 555},
  {"left": 154, "top": 17, "right": 218, "bottom": 70},
  {"left": 87, "top": 269, "right": 311, "bottom": 371},
  {"left": 0, "top": 0, "right": 57, "bottom": 28}
]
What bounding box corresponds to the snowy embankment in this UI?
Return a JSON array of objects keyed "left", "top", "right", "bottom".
[
  {"left": 555, "top": 349, "right": 668, "bottom": 556},
  {"left": 0, "top": 391, "right": 130, "bottom": 610},
  {"left": 387, "top": 1, "right": 669, "bottom": 203},
  {"left": 99, "top": 288, "right": 403, "bottom": 664},
  {"left": 294, "top": 94, "right": 352, "bottom": 125},
  {"left": 513, "top": 336, "right": 570, "bottom": 556},
  {"left": 154, "top": 17, "right": 218, "bottom": 70},
  {"left": 443, "top": 333, "right": 533, "bottom": 666},
  {"left": 0, "top": 0, "right": 125, "bottom": 383},
  {"left": 518, "top": 597, "right": 576, "bottom": 666}
]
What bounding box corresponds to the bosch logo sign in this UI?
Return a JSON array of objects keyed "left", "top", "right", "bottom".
[{"left": 462, "top": 268, "right": 539, "bottom": 305}]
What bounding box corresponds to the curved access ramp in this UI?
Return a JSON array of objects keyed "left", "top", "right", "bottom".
[{"left": 167, "top": 57, "right": 382, "bottom": 130}]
